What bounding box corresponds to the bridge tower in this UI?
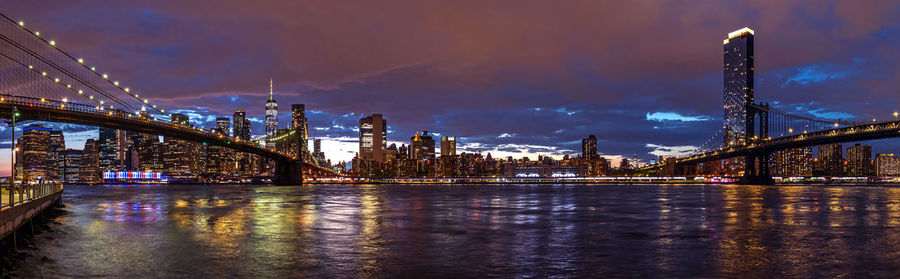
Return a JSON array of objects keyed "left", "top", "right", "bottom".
[{"left": 273, "top": 130, "right": 304, "bottom": 185}]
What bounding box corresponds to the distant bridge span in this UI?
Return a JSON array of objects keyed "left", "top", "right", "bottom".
[
  {"left": 645, "top": 119, "right": 900, "bottom": 184},
  {"left": 672, "top": 120, "right": 900, "bottom": 165},
  {"left": 0, "top": 94, "right": 337, "bottom": 184}
]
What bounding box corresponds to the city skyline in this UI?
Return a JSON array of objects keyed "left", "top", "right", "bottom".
[{"left": 1, "top": 1, "right": 899, "bottom": 173}]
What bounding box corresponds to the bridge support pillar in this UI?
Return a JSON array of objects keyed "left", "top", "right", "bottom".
[
  {"left": 741, "top": 152, "right": 773, "bottom": 185},
  {"left": 274, "top": 160, "right": 302, "bottom": 185},
  {"left": 273, "top": 133, "right": 304, "bottom": 185}
]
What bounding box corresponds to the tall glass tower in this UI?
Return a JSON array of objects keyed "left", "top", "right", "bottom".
[
  {"left": 265, "top": 78, "right": 278, "bottom": 148},
  {"left": 723, "top": 27, "right": 754, "bottom": 147}
]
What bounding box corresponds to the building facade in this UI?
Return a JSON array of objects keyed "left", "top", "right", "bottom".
[
  {"left": 582, "top": 135, "right": 598, "bottom": 159},
  {"left": 817, "top": 143, "right": 843, "bottom": 176},
  {"left": 441, "top": 136, "right": 456, "bottom": 157},
  {"left": 233, "top": 110, "right": 251, "bottom": 141},
  {"left": 876, "top": 153, "right": 900, "bottom": 176},
  {"left": 359, "top": 114, "right": 387, "bottom": 162},
  {"left": 99, "top": 127, "right": 127, "bottom": 173},
  {"left": 265, "top": 79, "right": 278, "bottom": 148},
  {"left": 846, "top": 143, "right": 873, "bottom": 176},
  {"left": 771, "top": 147, "right": 812, "bottom": 177},
  {"left": 723, "top": 27, "right": 754, "bottom": 147},
  {"left": 20, "top": 125, "right": 52, "bottom": 182}
]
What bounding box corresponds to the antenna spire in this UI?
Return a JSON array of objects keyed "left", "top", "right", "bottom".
[{"left": 269, "top": 78, "right": 273, "bottom": 100}]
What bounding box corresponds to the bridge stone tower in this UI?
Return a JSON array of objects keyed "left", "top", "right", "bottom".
[{"left": 273, "top": 129, "right": 304, "bottom": 185}]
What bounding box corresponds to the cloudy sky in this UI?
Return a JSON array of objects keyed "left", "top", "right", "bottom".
[{"left": 0, "top": 1, "right": 899, "bottom": 174}]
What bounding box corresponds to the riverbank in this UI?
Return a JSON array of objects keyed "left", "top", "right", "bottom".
[{"left": 0, "top": 203, "right": 65, "bottom": 278}]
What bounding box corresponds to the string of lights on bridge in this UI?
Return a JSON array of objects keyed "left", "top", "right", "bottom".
[{"left": 2, "top": 15, "right": 169, "bottom": 117}]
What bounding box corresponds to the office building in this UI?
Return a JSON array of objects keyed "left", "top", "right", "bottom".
[
  {"left": 99, "top": 127, "right": 127, "bottom": 173},
  {"left": 47, "top": 130, "right": 65, "bottom": 181},
  {"left": 410, "top": 130, "right": 435, "bottom": 161},
  {"left": 313, "top": 138, "right": 326, "bottom": 163},
  {"left": 441, "top": 136, "right": 456, "bottom": 157},
  {"left": 265, "top": 79, "right": 278, "bottom": 148},
  {"left": 79, "top": 139, "right": 100, "bottom": 183},
  {"left": 582, "top": 135, "right": 598, "bottom": 159},
  {"left": 20, "top": 125, "right": 52, "bottom": 182},
  {"left": 359, "top": 114, "right": 387, "bottom": 162},
  {"left": 291, "top": 104, "right": 308, "bottom": 142},
  {"left": 60, "top": 149, "right": 82, "bottom": 183},
  {"left": 215, "top": 117, "right": 230, "bottom": 136},
  {"left": 876, "top": 153, "right": 900, "bottom": 176},
  {"left": 233, "top": 110, "right": 251, "bottom": 141}
]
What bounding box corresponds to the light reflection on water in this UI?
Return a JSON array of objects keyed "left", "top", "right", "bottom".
[{"left": 15, "top": 184, "right": 900, "bottom": 277}]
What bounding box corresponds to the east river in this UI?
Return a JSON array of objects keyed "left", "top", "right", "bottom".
[{"left": 9, "top": 184, "right": 900, "bottom": 277}]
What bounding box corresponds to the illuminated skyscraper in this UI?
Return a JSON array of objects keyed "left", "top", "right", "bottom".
[
  {"left": 723, "top": 27, "right": 754, "bottom": 147},
  {"left": 291, "top": 104, "right": 309, "bottom": 160},
  {"left": 441, "top": 136, "right": 456, "bottom": 157},
  {"left": 79, "top": 139, "right": 100, "bottom": 183},
  {"left": 215, "top": 117, "right": 230, "bottom": 136},
  {"left": 164, "top": 114, "right": 198, "bottom": 180},
  {"left": 233, "top": 110, "right": 251, "bottom": 141},
  {"left": 410, "top": 131, "right": 435, "bottom": 161},
  {"left": 291, "top": 104, "right": 308, "bottom": 141},
  {"left": 265, "top": 79, "right": 278, "bottom": 148},
  {"left": 48, "top": 130, "right": 65, "bottom": 181},
  {"left": 359, "top": 114, "right": 387, "bottom": 162},
  {"left": 20, "top": 125, "right": 51, "bottom": 182},
  {"left": 582, "top": 135, "right": 598, "bottom": 159}
]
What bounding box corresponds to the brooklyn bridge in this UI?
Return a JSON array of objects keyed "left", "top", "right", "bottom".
[{"left": 0, "top": 13, "right": 337, "bottom": 185}]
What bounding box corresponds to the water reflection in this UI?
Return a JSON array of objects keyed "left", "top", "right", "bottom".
[{"left": 15, "top": 184, "right": 900, "bottom": 277}]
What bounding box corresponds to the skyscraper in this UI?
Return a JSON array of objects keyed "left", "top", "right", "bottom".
[
  {"left": 291, "top": 104, "right": 308, "bottom": 141},
  {"left": 846, "top": 143, "right": 873, "bottom": 176},
  {"left": 265, "top": 78, "right": 278, "bottom": 148},
  {"left": 723, "top": 27, "right": 754, "bottom": 147},
  {"left": 20, "top": 125, "right": 51, "bottom": 182},
  {"left": 313, "top": 138, "right": 326, "bottom": 163},
  {"left": 164, "top": 114, "right": 198, "bottom": 180},
  {"left": 582, "top": 135, "right": 598, "bottom": 159},
  {"left": 233, "top": 110, "right": 251, "bottom": 141},
  {"left": 359, "top": 114, "right": 387, "bottom": 162},
  {"left": 291, "top": 104, "right": 309, "bottom": 161},
  {"left": 441, "top": 136, "right": 456, "bottom": 157},
  {"left": 99, "top": 127, "right": 126, "bottom": 173},
  {"left": 215, "top": 117, "right": 230, "bottom": 136},
  {"left": 410, "top": 130, "right": 435, "bottom": 161},
  {"left": 79, "top": 139, "right": 100, "bottom": 183},
  {"left": 48, "top": 130, "right": 65, "bottom": 181}
]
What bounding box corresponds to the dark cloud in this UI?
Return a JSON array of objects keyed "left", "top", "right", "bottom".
[{"left": 1, "top": 0, "right": 899, "bottom": 162}]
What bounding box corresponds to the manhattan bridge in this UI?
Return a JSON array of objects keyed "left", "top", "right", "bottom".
[
  {"left": 645, "top": 27, "right": 900, "bottom": 184},
  {"left": 0, "top": 13, "right": 337, "bottom": 185}
]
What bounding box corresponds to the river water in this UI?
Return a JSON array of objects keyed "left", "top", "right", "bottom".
[{"left": 10, "top": 184, "right": 900, "bottom": 278}]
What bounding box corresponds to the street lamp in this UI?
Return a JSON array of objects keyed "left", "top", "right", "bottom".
[{"left": 8, "top": 108, "right": 20, "bottom": 205}]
